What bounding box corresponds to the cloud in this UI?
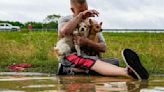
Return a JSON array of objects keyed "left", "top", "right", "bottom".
[
  {"left": 0, "top": 0, "right": 71, "bottom": 23},
  {"left": 88, "top": 0, "right": 164, "bottom": 29},
  {"left": 0, "top": 0, "right": 164, "bottom": 29}
]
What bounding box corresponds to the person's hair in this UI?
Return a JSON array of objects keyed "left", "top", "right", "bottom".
[{"left": 70, "top": 0, "right": 87, "bottom": 5}]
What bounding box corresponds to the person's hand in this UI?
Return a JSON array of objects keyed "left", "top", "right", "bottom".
[
  {"left": 81, "top": 9, "right": 99, "bottom": 19},
  {"left": 74, "top": 36, "right": 89, "bottom": 46}
]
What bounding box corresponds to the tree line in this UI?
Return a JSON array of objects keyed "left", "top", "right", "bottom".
[{"left": 0, "top": 14, "right": 61, "bottom": 30}]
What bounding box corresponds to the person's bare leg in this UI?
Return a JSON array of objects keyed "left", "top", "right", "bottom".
[{"left": 91, "top": 59, "right": 130, "bottom": 77}]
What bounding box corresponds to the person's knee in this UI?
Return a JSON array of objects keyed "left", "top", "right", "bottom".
[
  {"left": 112, "top": 58, "right": 119, "bottom": 66},
  {"left": 101, "top": 58, "right": 120, "bottom": 66}
]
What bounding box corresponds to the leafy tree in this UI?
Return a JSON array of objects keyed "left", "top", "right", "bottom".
[
  {"left": 24, "top": 22, "right": 43, "bottom": 29},
  {"left": 44, "top": 14, "right": 61, "bottom": 23},
  {"left": 43, "top": 14, "right": 61, "bottom": 30},
  {"left": 46, "top": 21, "right": 58, "bottom": 29}
]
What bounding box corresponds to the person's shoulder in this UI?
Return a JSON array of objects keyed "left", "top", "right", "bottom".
[{"left": 58, "top": 15, "right": 73, "bottom": 22}]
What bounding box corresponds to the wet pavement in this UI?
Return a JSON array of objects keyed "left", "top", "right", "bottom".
[{"left": 0, "top": 72, "right": 163, "bottom": 92}]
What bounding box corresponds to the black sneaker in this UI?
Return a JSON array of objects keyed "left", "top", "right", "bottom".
[
  {"left": 56, "top": 63, "right": 64, "bottom": 75},
  {"left": 122, "top": 49, "right": 149, "bottom": 80},
  {"left": 56, "top": 63, "right": 75, "bottom": 75}
]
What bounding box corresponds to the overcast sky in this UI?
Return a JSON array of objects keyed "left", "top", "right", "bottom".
[{"left": 0, "top": 0, "right": 164, "bottom": 29}]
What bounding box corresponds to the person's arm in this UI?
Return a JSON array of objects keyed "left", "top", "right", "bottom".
[
  {"left": 75, "top": 36, "right": 107, "bottom": 53},
  {"left": 59, "top": 13, "right": 83, "bottom": 37},
  {"left": 87, "top": 39, "right": 106, "bottom": 53}
]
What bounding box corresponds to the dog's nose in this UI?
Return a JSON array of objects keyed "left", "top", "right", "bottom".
[
  {"left": 81, "top": 28, "right": 84, "bottom": 31},
  {"left": 100, "top": 29, "right": 103, "bottom": 32}
]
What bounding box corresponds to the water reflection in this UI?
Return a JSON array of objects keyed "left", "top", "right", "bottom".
[
  {"left": 59, "top": 76, "right": 148, "bottom": 92},
  {"left": 0, "top": 73, "right": 163, "bottom": 92}
]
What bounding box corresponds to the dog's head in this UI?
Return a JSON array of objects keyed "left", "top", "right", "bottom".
[
  {"left": 89, "top": 19, "right": 103, "bottom": 33},
  {"left": 77, "top": 21, "right": 89, "bottom": 36}
]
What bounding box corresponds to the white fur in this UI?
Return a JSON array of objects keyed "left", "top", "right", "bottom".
[
  {"left": 54, "top": 36, "right": 73, "bottom": 56},
  {"left": 54, "top": 19, "right": 90, "bottom": 56}
]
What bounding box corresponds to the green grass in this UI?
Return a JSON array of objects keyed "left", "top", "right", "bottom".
[
  {"left": 0, "top": 31, "right": 58, "bottom": 73},
  {"left": 0, "top": 31, "right": 164, "bottom": 74},
  {"left": 103, "top": 32, "right": 164, "bottom": 74}
]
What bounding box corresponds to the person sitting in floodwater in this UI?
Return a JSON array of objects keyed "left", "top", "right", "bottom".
[{"left": 55, "top": 0, "right": 149, "bottom": 80}]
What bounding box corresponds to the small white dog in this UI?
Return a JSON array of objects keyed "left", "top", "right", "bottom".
[{"left": 54, "top": 19, "right": 90, "bottom": 59}]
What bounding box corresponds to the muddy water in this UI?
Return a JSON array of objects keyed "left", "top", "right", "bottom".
[{"left": 0, "top": 72, "right": 163, "bottom": 92}]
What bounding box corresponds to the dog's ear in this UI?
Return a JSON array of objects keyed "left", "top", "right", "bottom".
[
  {"left": 89, "top": 19, "right": 93, "bottom": 25},
  {"left": 53, "top": 47, "right": 58, "bottom": 54},
  {"left": 100, "top": 22, "right": 103, "bottom": 26},
  {"left": 71, "top": 8, "right": 75, "bottom": 13},
  {"left": 77, "top": 24, "right": 80, "bottom": 28},
  {"left": 52, "top": 47, "right": 58, "bottom": 56}
]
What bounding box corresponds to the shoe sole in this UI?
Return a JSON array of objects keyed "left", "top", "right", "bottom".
[{"left": 122, "top": 49, "right": 149, "bottom": 80}]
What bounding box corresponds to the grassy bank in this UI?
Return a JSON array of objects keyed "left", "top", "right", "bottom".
[{"left": 0, "top": 31, "right": 163, "bottom": 74}]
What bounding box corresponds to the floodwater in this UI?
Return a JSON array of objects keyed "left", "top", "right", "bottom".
[{"left": 0, "top": 72, "right": 163, "bottom": 92}]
